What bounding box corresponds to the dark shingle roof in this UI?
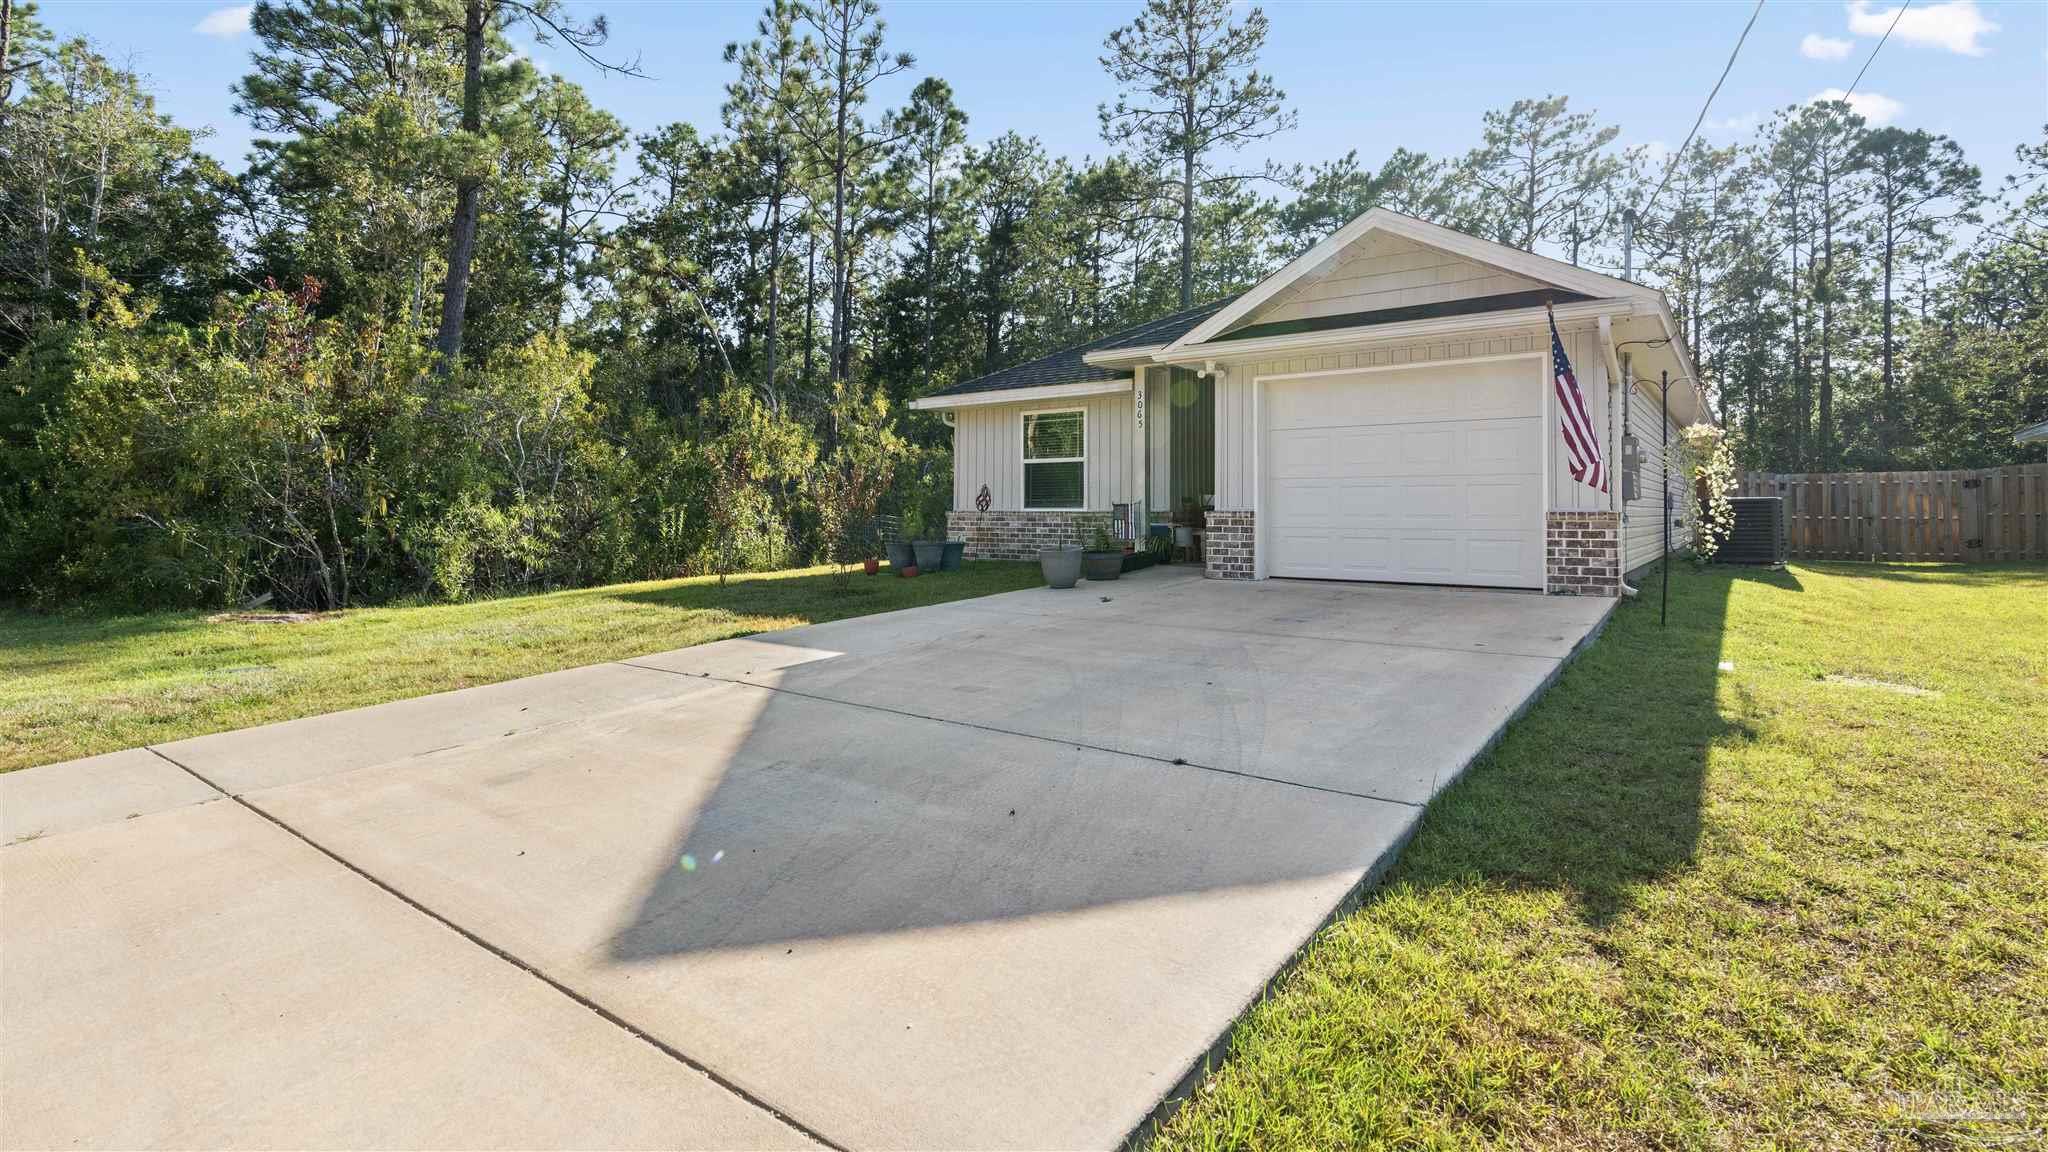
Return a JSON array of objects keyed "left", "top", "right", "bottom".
[
  {"left": 1211, "top": 289, "right": 1594, "bottom": 343},
  {"left": 923, "top": 295, "right": 1241, "bottom": 399}
]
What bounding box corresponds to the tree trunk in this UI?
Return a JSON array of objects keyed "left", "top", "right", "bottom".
[
  {"left": 1817, "top": 172, "right": 1834, "bottom": 470},
  {"left": 917, "top": 150, "right": 937, "bottom": 395},
  {"left": 1178, "top": 147, "right": 1195, "bottom": 308},
  {"left": 764, "top": 150, "right": 783, "bottom": 403},
  {"left": 1880, "top": 208, "right": 1896, "bottom": 464},
  {"left": 1, "top": 0, "right": 16, "bottom": 108},
  {"left": 826, "top": 15, "right": 850, "bottom": 387},
  {"left": 434, "top": 0, "right": 486, "bottom": 376},
  {"left": 802, "top": 222, "right": 816, "bottom": 388}
]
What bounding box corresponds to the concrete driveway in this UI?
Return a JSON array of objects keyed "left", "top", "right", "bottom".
[{"left": 1, "top": 568, "right": 1612, "bottom": 1150}]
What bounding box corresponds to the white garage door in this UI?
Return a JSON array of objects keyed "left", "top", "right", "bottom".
[{"left": 1263, "top": 359, "right": 1543, "bottom": 588}]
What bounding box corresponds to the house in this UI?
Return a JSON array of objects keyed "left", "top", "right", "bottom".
[
  {"left": 909, "top": 208, "right": 1709, "bottom": 595},
  {"left": 2016, "top": 418, "right": 2048, "bottom": 446}
]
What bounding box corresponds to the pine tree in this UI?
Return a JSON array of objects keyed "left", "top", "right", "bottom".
[{"left": 1099, "top": 0, "right": 1292, "bottom": 308}]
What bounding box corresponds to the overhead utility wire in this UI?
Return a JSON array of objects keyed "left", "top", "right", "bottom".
[{"left": 1639, "top": 0, "right": 1765, "bottom": 224}]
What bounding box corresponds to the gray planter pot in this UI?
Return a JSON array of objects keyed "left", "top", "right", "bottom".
[
  {"left": 884, "top": 540, "right": 914, "bottom": 572},
  {"left": 941, "top": 541, "right": 965, "bottom": 571},
  {"left": 1082, "top": 551, "right": 1123, "bottom": 581},
  {"left": 912, "top": 540, "right": 945, "bottom": 571},
  {"left": 1038, "top": 547, "right": 1082, "bottom": 589}
]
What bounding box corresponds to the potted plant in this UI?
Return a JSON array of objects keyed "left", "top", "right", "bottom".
[
  {"left": 902, "top": 506, "right": 944, "bottom": 572},
  {"left": 940, "top": 539, "right": 965, "bottom": 571},
  {"left": 1039, "top": 546, "right": 1081, "bottom": 589},
  {"left": 1082, "top": 524, "right": 1122, "bottom": 582},
  {"left": 863, "top": 556, "right": 880, "bottom": 576}
]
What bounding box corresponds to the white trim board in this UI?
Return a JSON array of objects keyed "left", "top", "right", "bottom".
[{"left": 910, "top": 377, "right": 1132, "bottom": 411}]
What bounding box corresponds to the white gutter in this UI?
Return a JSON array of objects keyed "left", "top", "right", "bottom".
[
  {"left": 1081, "top": 344, "right": 1165, "bottom": 368},
  {"left": 1156, "top": 297, "right": 1639, "bottom": 365},
  {"left": 908, "top": 377, "right": 1133, "bottom": 411}
]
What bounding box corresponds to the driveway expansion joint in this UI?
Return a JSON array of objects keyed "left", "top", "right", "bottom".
[
  {"left": 618, "top": 659, "right": 1427, "bottom": 811},
  {"left": 141, "top": 746, "right": 850, "bottom": 1152}
]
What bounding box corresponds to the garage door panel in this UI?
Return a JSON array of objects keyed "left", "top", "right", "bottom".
[
  {"left": 1397, "top": 535, "right": 1458, "bottom": 577},
  {"left": 1332, "top": 429, "right": 1399, "bottom": 472},
  {"left": 1466, "top": 535, "right": 1534, "bottom": 580},
  {"left": 1263, "top": 363, "right": 1543, "bottom": 589},
  {"left": 1464, "top": 423, "right": 1534, "bottom": 472},
  {"left": 1331, "top": 532, "right": 1395, "bottom": 577},
  {"left": 1465, "top": 478, "right": 1529, "bottom": 525},
  {"left": 1270, "top": 428, "right": 1332, "bottom": 476},
  {"left": 1336, "top": 481, "right": 1399, "bottom": 524}
]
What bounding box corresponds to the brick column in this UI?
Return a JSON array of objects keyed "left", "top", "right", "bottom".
[
  {"left": 1203, "top": 511, "right": 1255, "bottom": 580},
  {"left": 1546, "top": 511, "right": 1620, "bottom": 596}
]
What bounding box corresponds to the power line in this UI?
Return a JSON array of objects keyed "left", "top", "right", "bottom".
[
  {"left": 1640, "top": 0, "right": 1765, "bottom": 223},
  {"left": 1845, "top": 0, "right": 1908, "bottom": 98}
]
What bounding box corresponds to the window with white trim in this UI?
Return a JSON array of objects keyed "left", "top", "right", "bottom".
[{"left": 1023, "top": 409, "right": 1085, "bottom": 510}]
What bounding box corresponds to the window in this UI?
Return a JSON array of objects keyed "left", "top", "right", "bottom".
[{"left": 1023, "top": 409, "right": 1085, "bottom": 510}]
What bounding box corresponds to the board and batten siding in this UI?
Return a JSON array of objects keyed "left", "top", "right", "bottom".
[
  {"left": 1231, "top": 230, "right": 1548, "bottom": 331},
  {"left": 949, "top": 391, "right": 1137, "bottom": 512}
]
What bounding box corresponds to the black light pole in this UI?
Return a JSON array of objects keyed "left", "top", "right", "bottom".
[{"left": 1661, "top": 369, "right": 1672, "bottom": 627}]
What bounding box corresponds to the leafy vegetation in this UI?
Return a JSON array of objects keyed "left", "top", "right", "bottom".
[
  {"left": 0, "top": 559, "right": 1042, "bottom": 772},
  {"left": 1157, "top": 562, "right": 2048, "bottom": 1150},
  {"left": 1, "top": 0, "right": 2041, "bottom": 613}
]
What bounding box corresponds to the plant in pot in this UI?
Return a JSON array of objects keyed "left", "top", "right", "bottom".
[
  {"left": 1038, "top": 543, "right": 1081, "bottom": 589},
  {"left": 1082, "top": 524, "right": 1122, "bottom": 582},
  {"left": 902, "top": 506, "right": 944, "bottom": 573}
]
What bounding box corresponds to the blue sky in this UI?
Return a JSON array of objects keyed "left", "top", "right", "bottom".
[{"left": 38, "top": 0, "right": 2048, "bottom": 191}]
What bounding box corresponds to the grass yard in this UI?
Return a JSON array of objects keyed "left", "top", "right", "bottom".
[
  {"left": 0, "top": 561, "right": 1042, "bottom": 773},
  {"left": 1158, "top": 562, "right": 2048, "bottom": 1151}
]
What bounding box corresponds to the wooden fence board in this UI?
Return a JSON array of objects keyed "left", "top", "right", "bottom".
[{"left": 1738, "top": 464, "right": 2048, "bottom": 562}]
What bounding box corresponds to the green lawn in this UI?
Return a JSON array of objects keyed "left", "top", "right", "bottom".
[
  {"left": 0, "top": 562, "right": 1043, "bottom": 773},
  {"left": 1158, "top": 562, "right": 2048, "bottom": 1151}
]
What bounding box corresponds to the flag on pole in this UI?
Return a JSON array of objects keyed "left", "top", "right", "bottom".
[{"left": 1549, "top": 305, "right": 1606, "bottom": 493}]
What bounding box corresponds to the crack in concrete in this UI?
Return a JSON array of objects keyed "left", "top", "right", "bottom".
[
  {"left": 142, "top": 746, "right": 850, "bottom": 1152},
  {"left": 618, "top": 659, "right": 1430, "bottom": 812}
]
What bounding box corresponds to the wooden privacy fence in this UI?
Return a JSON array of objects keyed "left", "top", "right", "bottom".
[{"left": 1736, "top": 465, "right": 2047, "bottom": 562}]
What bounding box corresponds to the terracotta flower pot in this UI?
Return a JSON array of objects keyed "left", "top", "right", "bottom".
[
  {"left": 863, "top": 557, "right": 879, "bottom": 575},
  {"left": 899, "top": 564, "right": 920, "bottom": 579}
]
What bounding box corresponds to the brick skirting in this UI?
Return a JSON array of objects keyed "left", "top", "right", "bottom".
[
  {"left": 946, "top": 510, "right": 1112, "bottom": 561},
  {"left": 1204, "top": 510, "right": 1255, "bottom": 580},
  {"left": 1546, "top": 511, "right": 1621, "bottom": 596}
]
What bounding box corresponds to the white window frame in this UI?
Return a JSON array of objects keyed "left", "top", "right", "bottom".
[{"left": 1020, "top": 406, "right": 1088, "bottom": 512}]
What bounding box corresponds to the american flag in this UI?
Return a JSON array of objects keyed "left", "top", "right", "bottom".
[{"left": 1549, "top": 307, "right": 1606, "bottom": 493}]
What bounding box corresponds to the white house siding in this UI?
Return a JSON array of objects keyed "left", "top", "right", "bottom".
[
  {"left": 1622, "top": 383, "right": 1693, "bottom": 572},
  {"left": 949, "top": 391, "right": 1137, "bottom": 512},
  {"left": 1230, "top": 230, "right": 1547, "bottom": 332},
  {"left": 1211, "top": 330, "right": 1545, "bottom": 511}
]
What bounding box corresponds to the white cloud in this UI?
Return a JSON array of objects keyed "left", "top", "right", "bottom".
[
  {"left": 1700, "top": 112, "right": 1761, "bottom": 141},
  {"left": 1800, "top": 33, "right": 1855, "bottom": 60},
  {"left": 193, "top": 4, "right": 253, "bottom": 38},
  {"left": 1810, "top": 87, "right": 1905, "bottom": 125},
  {"left": 1846, "top": 0, "right": 1998, "bottom": 56}
]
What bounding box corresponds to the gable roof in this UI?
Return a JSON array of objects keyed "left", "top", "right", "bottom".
[
  {"left": 2017, "top": 418, "right": 2048, "bottom": 445},
  {"left": 919, "top": 296, "right": 1241, "bottom": 401},
  {"left": 1165, "top": 207, "right": 1660, "bottom": 353}
]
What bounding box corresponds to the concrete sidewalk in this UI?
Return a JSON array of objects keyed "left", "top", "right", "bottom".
[{"left": 2, "top": 569, "right": 1612, "bottom": 1150}]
